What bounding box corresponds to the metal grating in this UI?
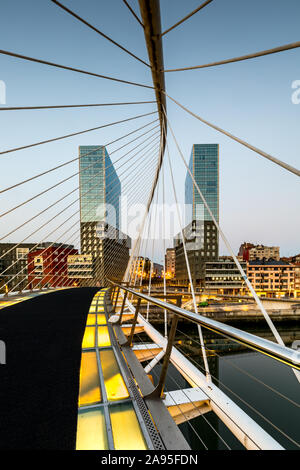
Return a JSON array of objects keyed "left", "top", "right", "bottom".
[{"left": 126, "top": 375, "right": 165, "bottom": 450}]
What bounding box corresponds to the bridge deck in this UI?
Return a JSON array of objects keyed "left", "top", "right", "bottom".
[
  {"left": 0, "top": 287, "right": 189, "bottom": 450},
  {"left": 0, "top": 287, "right": 97, "bottom": 449}
]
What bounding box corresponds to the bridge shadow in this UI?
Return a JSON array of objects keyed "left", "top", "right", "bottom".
[{"left": 0, "top": 287, "right": 99, "bottom": 449}]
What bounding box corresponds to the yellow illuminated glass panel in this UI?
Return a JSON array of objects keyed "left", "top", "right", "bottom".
[
  {"left": 76, "top": 409, "right": 108, "bottom": 450},
  {"left": 97, "top": 315, "right": 107, "bottom": 325},
  {"left": 110, "top": 403, "right": 147, "bottom": 450},
  {"left": 78, "top": 351, "right": 101, "bottom": 407},
  {"left": 100, "top": 350, "right": 129, "bottom": 401},
  {"left": 82, "top": 327, "right": 95, "bottom": 348},
  {"left": 97, "top": 327, "right": 111, "bottom": 347},
  {"left": 89, "top": 306, "right": 96, "bottom": 313},
  {"left": 86, "top": 314, "right": 96, "bottom": 326}
]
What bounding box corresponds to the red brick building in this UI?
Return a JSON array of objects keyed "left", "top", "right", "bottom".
[{"left": 28, "top": 244, "right": 78, "bottom": 289}]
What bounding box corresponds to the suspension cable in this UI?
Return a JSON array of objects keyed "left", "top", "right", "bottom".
[
  {"left": 51, "top": 0, "right": 150, "bottom": 67},
  {"left": 134, "top": 332, "right": 230, "bottom": 449},
  {"left": 163, "top": 108, "right": 285, "bottom": 348},
  {"left": 164, "top": 132, "right": 210, "bottom": 381},
  {"left": 122, "top": 0, "right": 144, "bottom": 28},
  {"left": 0, "top": 100, "right": 156, "bottom": 111},
  {"left": 90, "top": 163, "right": 158, "bottom": 287},
  {"left": 0, "top": 111, "right": 157, "bottom": 156},
  {"left": 0, "top": 118, "right": 158, "bottom": 193},
  {"left": 1, "top": 140, "right": 159, "bottom": 268},
  {"left": 31, "top": 162, "right": 157, "bottom": 291},
  {"left": 0, "top": 49, "right": 154, "bottom": 89},
  {"left": 163, "top": 40, "right": 300, "bottom": 72},
  {"left": 8, "top": 157, "right": 158, "bottom": 293},
  {"left": 64, "top": 157, "right": 158, "bottom": 289},
  {"left": 160, "top": 0, "right": 213, "bottom": 37},
  {"left": 146, "top": 178, "right": 160, "bottom": 321},
  {"left": 5, "top": 147, "right": 159, "bottom": 291},
  {"left": 0, "top": 127, "right": 159, "bottom": 219},
  {"left": 175, "top": 339, "right": 300, "bottom": 449},
  {"left": 164, "top": 92, "right": 300, "bottom": 177},
  {"left": 177, "top": 327, "right": 300, "bottom": 410}
]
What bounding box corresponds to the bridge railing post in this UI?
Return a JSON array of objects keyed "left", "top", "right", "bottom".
[
  {"left": 116, "top": 289, "right": 128, "bottom": 325},
  {"left": 144, "top": 310, "right": 179, "bottom": 399},
  {"left": 120, "top": 297, "right": 142, "bottom": 347},
  {"left": 113, "top": 286, "right": 120, "bottom": 312},
  {"left": 144, "top": 296, "right": 182, "bottom": 399}
]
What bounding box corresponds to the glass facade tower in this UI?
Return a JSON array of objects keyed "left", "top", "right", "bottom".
[
  {"left": 185, "top": 144, "right": 219, "bottom": 224},
  {"left": 175, "top": 144, "right": 219, "bottom": 285},
  {"left": 79, "top": 145, "right": 121, "bottom": 228},
  {"left": 79, "top": 146, "right": 130, "bottom": 286}
]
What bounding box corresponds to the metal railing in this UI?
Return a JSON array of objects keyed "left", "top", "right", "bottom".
[{"left": 109, "top": 280, "right": 300, "bottom": 370}]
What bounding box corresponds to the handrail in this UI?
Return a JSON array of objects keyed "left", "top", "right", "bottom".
[{"left": 108, "top": 280, "right": 300, "bottom": 370}]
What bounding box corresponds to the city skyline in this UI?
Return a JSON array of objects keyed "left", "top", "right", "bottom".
[
  {"left": 0, "top": 2, "right": 299, "bottom": 453},
  {"left": 0, "top": 0, "right": 299, "bottom": 260}
]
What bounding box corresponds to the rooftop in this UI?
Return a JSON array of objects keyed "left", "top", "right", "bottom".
[{"left": 248, "top": 258, "right": 291, "bottom": 266}]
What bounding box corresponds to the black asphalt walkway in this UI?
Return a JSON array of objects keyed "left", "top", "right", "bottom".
[{"left": 0, "top": 287, "right": 98, "bottom": 449}]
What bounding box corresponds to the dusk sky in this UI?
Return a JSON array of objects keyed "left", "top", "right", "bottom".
[{"left": 0, "top": 0, "right": 299, "bottom": 263}]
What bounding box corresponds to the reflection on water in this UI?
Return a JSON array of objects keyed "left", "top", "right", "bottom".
[{"left": 152, "top": 323, "right": 300, "bottom": 450}]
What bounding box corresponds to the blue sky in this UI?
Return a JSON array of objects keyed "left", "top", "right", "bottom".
[{"left": 0, "top": 0, "right": 299, "bottom": 263}]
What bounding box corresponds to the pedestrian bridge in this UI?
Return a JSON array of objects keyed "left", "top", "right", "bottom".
[{"left": 1, "top": 285, "right": 299, "bottom": 450}]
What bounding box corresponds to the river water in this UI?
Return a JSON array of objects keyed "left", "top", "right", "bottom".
[{"left": 151, "top": 322, "right": 300, "bottom": 450}]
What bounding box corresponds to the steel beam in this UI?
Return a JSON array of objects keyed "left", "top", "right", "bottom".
[{"left": 138, "top": 0, "right": 166, "bottom": 144}]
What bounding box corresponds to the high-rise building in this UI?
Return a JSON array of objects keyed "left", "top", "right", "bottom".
[
  {"left": 79, "top": 145, "right": 121, "bottom": 227},
  {"left": 79, "top": 146, "right": 131, "bottom": 286},
  {"left": 175, "top": 144, "right": 219, "bottom": 285},
  {"left": 185, "top": 144, "right": 219, "bottom": 225}
]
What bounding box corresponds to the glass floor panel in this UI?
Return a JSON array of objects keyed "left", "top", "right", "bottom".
[
  {"left": 96, "top": 315, "right": 107, "bottom": 326},
  {"left": 110, "top": 403, "right": 147, "bottom": 450},
  {"left": 100, "top": 349, "right": 129, "bottom": 401},
  {"left": 82, "top": 326, "right": 95, "bottom": 348},
  {"left": 97, "top": 327, "right": 111, "bottom": 347},
  {"left": 78, "top": 351, "right": 101, "bottom": 407},
  {"left": 76, "top": 408, "right": 108, "bottom": 450},
  {"left": 86, "top": 314, "right": 96, "bottom": 326}
]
